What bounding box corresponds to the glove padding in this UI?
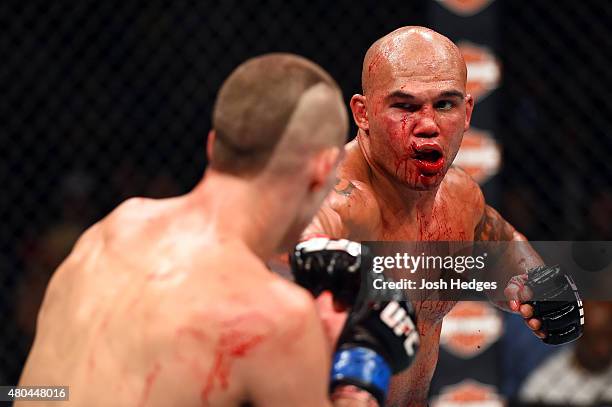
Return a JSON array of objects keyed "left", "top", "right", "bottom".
[
  {"left": 330, "top": 299, "right": 420, "bottom": 406},
  {"left": 525, "top": 265, "right": 584, "bottom": 345},
  {"left": 338, "top": 299, "right": 420, "bottom": 372},
  {"left": 291, "top": 236, "right": 364, "bottom": 307}
]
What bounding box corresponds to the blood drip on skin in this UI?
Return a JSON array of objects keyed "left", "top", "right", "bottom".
[
  {"left": 391, "top": 150, "right": 413, "bottom": 185},
  {"left": 394, "top": 157, "right": 408, "bottom": 181},
  {"left": 401, "top": 114, "right": 409, "bottom": 133},
  {"left": 415, "top": 197, "right": 465, "bottom": 241},
  {"left": 87, "top": 309, "right": 115, "bottom": 372},
  {"left": 394, "top": 157, "right": 437, "bottom": 191},
  {"left": 138, "top": 362, "right": 162, "bottom": 407},
  {"left": 200, "top": 316, "right": 267, "bottom": 406},
  {"left": 367, "top": 53, "right": 384, "bottom": 78},
  {"left": 416, "top": 301, "right": 457, "bottom": 329},
  {"left": 417, "top": 210, "right": 425, "bottom": 240},
  {"left": 200, "top": 333, "right": 263, "bottom": 405}
]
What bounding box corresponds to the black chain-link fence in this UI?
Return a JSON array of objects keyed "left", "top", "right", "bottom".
[
  {"left": 1, "top": 0, "right": 610, "bottom": 393},
  {"left": 500, "top": 0, "right": 612, "bottom": 241}
]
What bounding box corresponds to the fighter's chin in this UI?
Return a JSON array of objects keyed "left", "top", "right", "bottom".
[
  {"left": 409, "top": 173, "right": 445, "bottom": 190},
  {"left": 396, "top": 161, "right": 448, "bottom": 190}
]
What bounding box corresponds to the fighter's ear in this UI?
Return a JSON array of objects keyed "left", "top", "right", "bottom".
[
  {"left": 464, "top": 94, "right": 475, "bottom": 131},
  {"left": 206, "top": 130, "right": 216, "bottom": 161},
  {"left": 350, "top": 94, "right": 369, "bottom": 134},
  {"left": 309, "top": 146, "right": 341, "bottom": 192}
]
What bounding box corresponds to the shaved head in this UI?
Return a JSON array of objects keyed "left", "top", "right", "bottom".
[
  {"left": 212, "top": 53, "right": 347, "bottom": 176},
  {"left": 362, "top": 26, "right": 467, "bottom": 95},
  {"left": 351, "top": 26, "right": 474, "bottom": 190}
]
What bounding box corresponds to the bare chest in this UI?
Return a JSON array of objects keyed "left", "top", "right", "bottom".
[
  {"left": 376, "top": 200, "right": 474, "bottom": 242},
  {"left": 374, "top": 203, "right": 476, "bottom": 325}
]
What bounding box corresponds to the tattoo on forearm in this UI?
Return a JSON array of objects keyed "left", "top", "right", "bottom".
[
  {"left": 475, "top": 206, "right": 516, "bottom": 242},
  {"left": 334, "top": 179, "right": 355, "bottom": 197}
]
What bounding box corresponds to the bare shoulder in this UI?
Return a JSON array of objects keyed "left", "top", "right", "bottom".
[
  {"left": 444, "top": 166, "right": 483, "bottom": 199},
  {"left": 189, "top": 243, "right": 317, "bottom": 321},
  {"left": 43, "top": 220, "right": 104, "bottom": 290},
  {"left": 101, "top": 196, "right": 182, "bottom": 244},
  {"left": 305, "top": 176, "right": 380, "bottom": 239},
  {"left": 68, "top": 221, "right": 104, "bottom": 257},
  {"left": 265, "top": 273, "right": 320, "bottom": 321},
  {"left": 104, "top": 196, "right": 158, "bottom": 228},
  {"left": 305, "top": 140, "right": 381, "bottom": 239},
  {"left": 231, "top": 260, "right": 328, "bottom": 373},
  {"left": 249, "top": 257, "right": 318, "bottom": 323},
  {"left": 444, "top": 166, "right": 485, "bottom": 226},
  {"left": 334, "top": 140, "right": 377, "bottom": 207},
  {"left": 182, "top": 248, "right": 321, "bottom": 359},
  {"left": 329, "top": 177, "right": 376, "bottom": 211},
  {"left": 41, "top": 199, "right": 157, "bottom": 292},
  {"left": 326, "top": 177, "right": 380, "bottom": 238},
  {"left": 227, "top": 261, "right": 330, "bottom": 405}
]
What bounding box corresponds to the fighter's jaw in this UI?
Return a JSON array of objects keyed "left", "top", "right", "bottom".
[
  {"left": 390, "top": 157, "right": 451, "bottom": 191},
  {"left": 407, "top": 173, "right": 445, "bottom": 191}
]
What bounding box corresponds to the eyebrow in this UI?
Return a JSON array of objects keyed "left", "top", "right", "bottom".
[{"left": 387, "top": 90, "right": 465, "bottom": 100}]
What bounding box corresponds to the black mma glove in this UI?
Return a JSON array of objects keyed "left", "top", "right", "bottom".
[
  {"left": 524, "top": 265, "right": 584, "bottom": 345},
  {"left": 330, "top": 299, "right": 420, "bottom": 406},
  {"left": 291, "top": 237, "right": 420, "bottom": 404},
  {"left": 290, "top": 236, "right": 364, "bottom": 307}
]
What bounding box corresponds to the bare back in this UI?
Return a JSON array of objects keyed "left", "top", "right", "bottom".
[{"left": 18, "top": 197, "right": 327, "bottom": 407}]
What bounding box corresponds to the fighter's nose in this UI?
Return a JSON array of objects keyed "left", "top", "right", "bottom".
[
  {"left": 413, "top": 117, "right": 439, "bottom": 138},
  {"left": 412, "top": 106, "right": 439, "bottom": 138}
]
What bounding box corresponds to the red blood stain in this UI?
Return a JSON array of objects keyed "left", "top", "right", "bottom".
[
  {"left": 417, "top": 211, "right": 425, "bottom": 240},
  {"left": 138, "top": 362, "right": 162, "bottom": 407},
  {"left": 228, "top": 334, "right": 263, "bottom": 357},
  {"left": 199, "top": 315, "right": 268, "bottom": 406},
  {"left": 200, "top": 332, "right": 264, "bottom": 406},
  {"left": 368, "top": 53, "right": 384, "bottom": 78},
  {"left": 88, "top": 310, "right": 114, "bottom": 372},
  {"left": 201, "top": 352, "right": 227, "bottom": 403},
  {"left": 394, "top": 157, "right": 409, "bottom": 181},
  {"left": 401, "top": 114, "right": 409, "bottom": 133}
]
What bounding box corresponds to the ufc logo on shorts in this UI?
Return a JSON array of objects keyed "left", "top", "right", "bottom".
[{"left": 380, "top": 301, "right": 419, "bottom": 356}]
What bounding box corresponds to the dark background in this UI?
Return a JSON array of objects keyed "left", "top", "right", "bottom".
[{"left": 1, "top": 0, "right": 611, "bottom": 402}]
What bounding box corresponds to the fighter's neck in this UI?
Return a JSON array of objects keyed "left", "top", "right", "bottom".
[
  {"left": 188, "top": 170, "right": 286, "bottom": 261},
  {"left": 355, "top": 135, "right": 440, "bottom": 220}
]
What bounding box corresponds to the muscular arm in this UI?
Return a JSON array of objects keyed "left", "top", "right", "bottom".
[
  {"left": 304, "top": 204, "right": 347, "bottom": 239},
  {"left": 302, "top": 179, "right": 353, "bottom": 239},
  {"left": 474, "top": 204, "right": 543, "bottom": 268},
  {"left": 475, "top": 204, "right": 544, "bottom": 324},
  {"left": 303, "top": 178, "right": 377, "bottom": 241},
  {"left": 453, "top": 168, "right": 543, "bottom": 299},
  {"left": 269, "top": 181, "right": 351, "bottom": 275},
  {"left": 474, "top": 200, "right": 584, "bottom": 341}
]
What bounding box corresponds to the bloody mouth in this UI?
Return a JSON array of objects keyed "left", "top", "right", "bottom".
[{"left": 412, "top": 146, "right": 445, "bottom": 175}]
